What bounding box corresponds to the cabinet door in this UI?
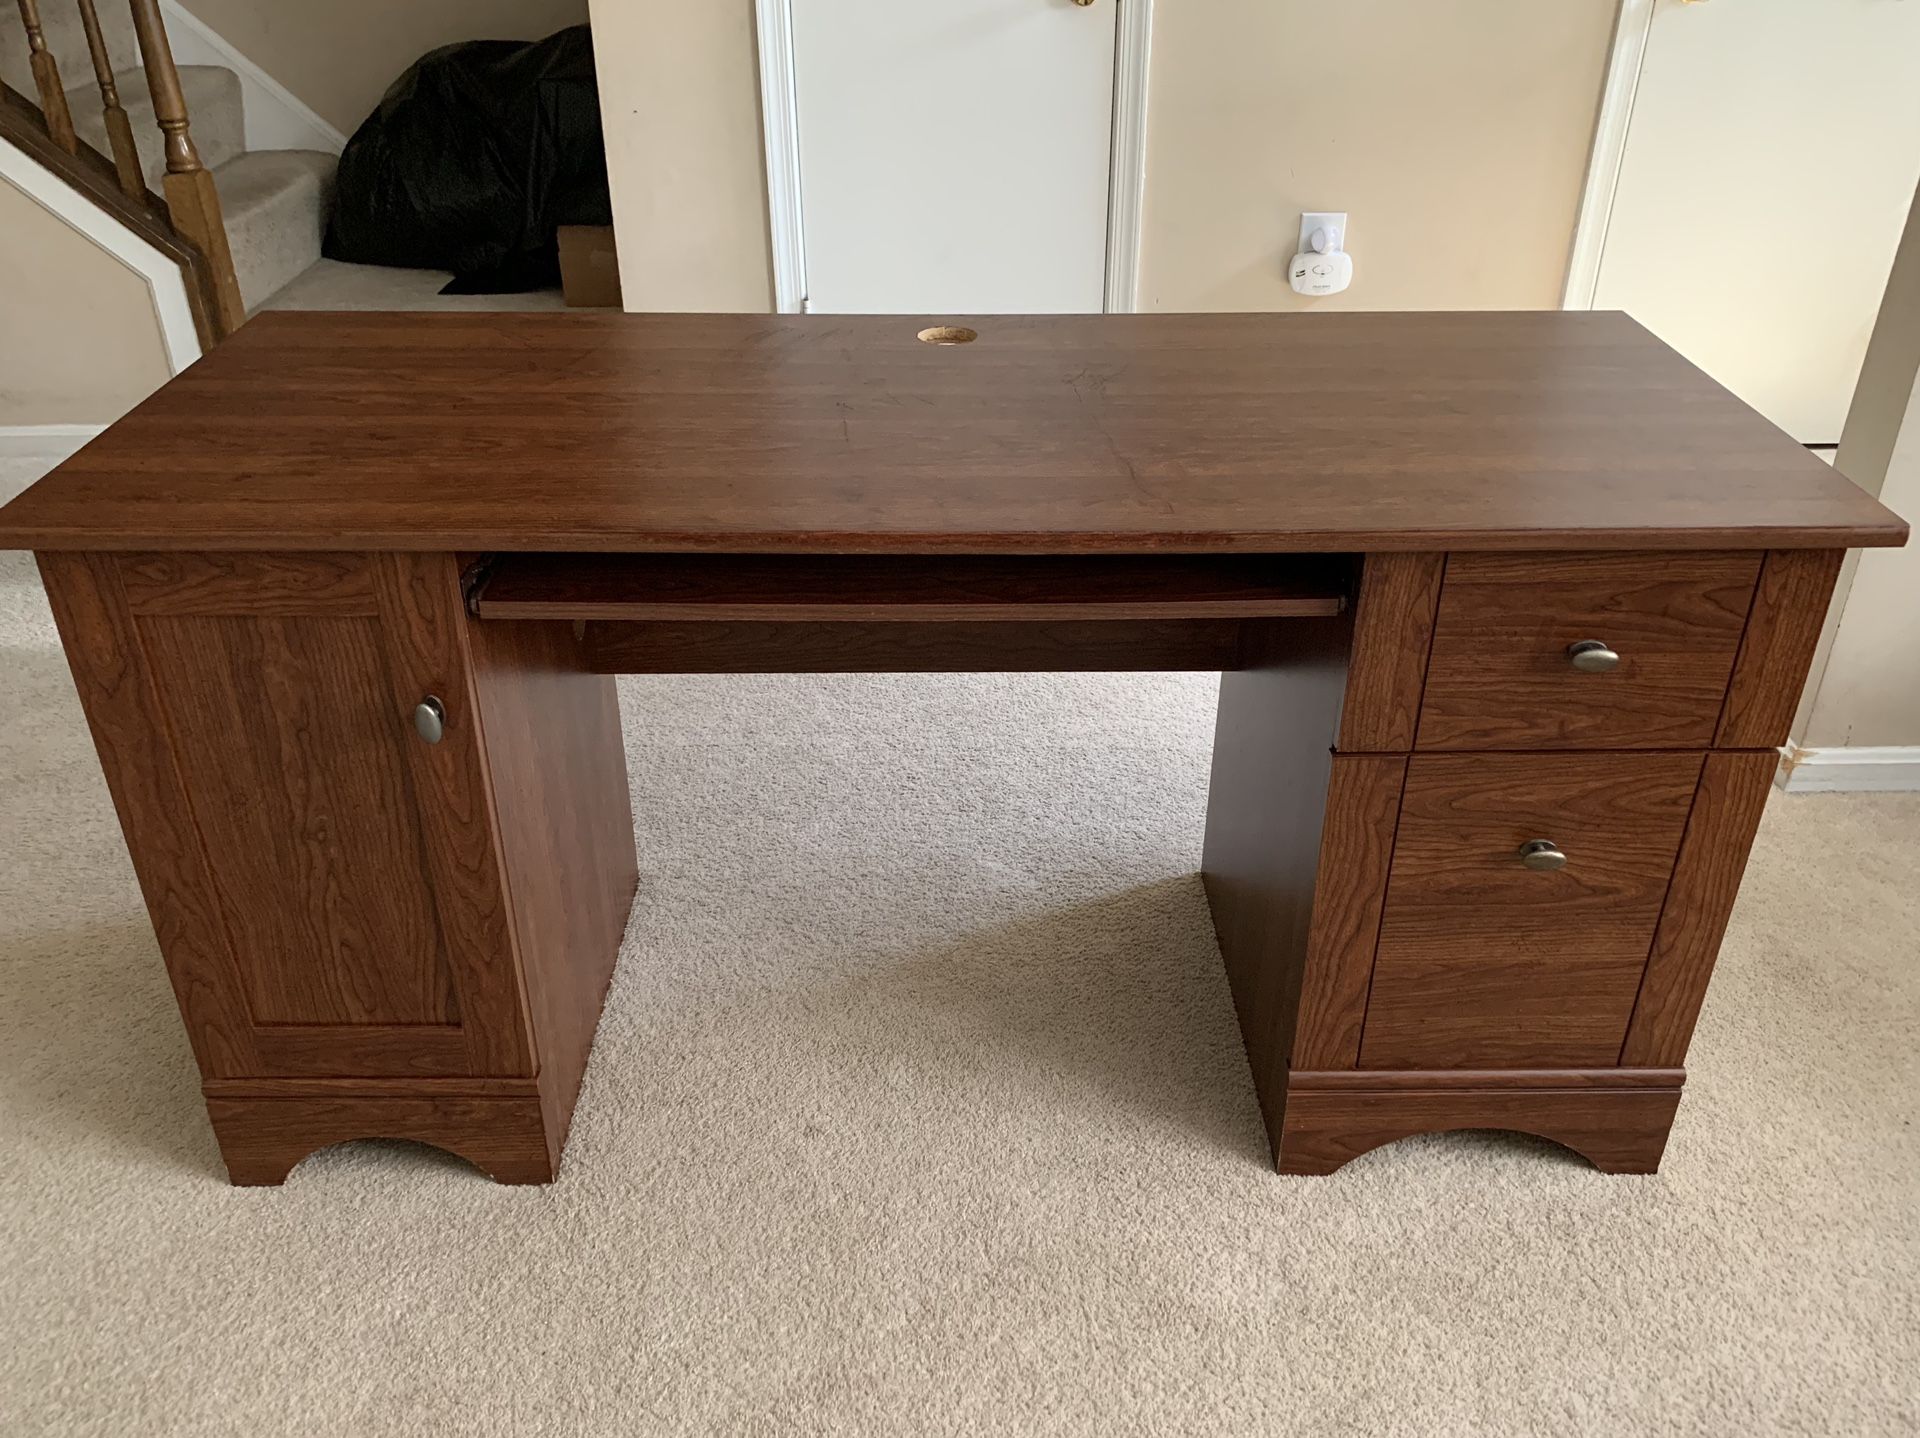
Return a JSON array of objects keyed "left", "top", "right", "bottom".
[
  {"left": 40, "top": 551, "right": 534, "bottom": 1079},
  {"left": 1358, "top": 752, "right": 1702, "bottom": 1070}
]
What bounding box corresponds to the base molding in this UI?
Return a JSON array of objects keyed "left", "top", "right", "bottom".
[
  {"left": 1272, "top": 1070, "right": 1685, "bottom": 1176},
  {"left": 203, "top": 1088, "right": 560, "bottom": 1186},
  {"left": 1288, "top": 1066, "right": 1685, "bottom": 1092},
  {"left": 1777, "top": 744, "right": 1920, "bottom": 794},
  {"left": 0, "top": 423, "right": 107, "bottom": 456}
]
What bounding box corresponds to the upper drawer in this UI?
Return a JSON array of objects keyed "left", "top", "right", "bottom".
[{"left": 1416, "top": 552, "right": 1762, "bottom": 750}]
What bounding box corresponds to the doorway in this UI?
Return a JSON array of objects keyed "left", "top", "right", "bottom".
[{"left": 756, "top": 0, "right": 1151, "bottom": 315}]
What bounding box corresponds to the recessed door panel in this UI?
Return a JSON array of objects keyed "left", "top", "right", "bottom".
[
  {"left": 135, "top": 613, "right": 458, "bottom": 1027},
  {"left": 40, "top": 550, "right": 535, "bottom": 1080}
]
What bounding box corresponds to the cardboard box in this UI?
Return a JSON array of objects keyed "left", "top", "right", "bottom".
[{"left": 558, "top": 225, "right": 622, "bottom": 308}]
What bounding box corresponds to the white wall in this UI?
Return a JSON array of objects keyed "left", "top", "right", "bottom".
[
  {"left": 0, "top": 169, "right": 175, "bottom": 427},
  {"left": 1138, "top": 0, "right": 1618, "bottom": 312},
  {"left": 1786, "top": 182, "right": 1920, "bottom": 790},
  {"left": 589, "top": 0, "right": 775, "bottom": 313},
  {"left": 1807, "top": 374, "right": 1920, "bottom": 750},
  {"left": 180, "top": 0, "right": 589, "bottom": 134}
]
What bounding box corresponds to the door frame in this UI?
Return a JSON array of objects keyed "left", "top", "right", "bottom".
[
  {"left": 753, "top": 0, "right": 1155, "bottom": 315},
  {"left": 1562, "top": 0, "right": 1657, "bottom": 309}
]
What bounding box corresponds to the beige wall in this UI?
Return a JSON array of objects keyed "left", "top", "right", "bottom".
[
  {"left": 184, "top": 0, "right": 588, "bottom": 135},
  {"left": 589, "top": 1, "right": 1614, "bottom": 315},
  {"left": 1800, "top": 185, "right": 1920, "bottom": 750},
  {"left": 0, "top": 175, "right": 172, "bottom": 426},
  {"left": 1140, "top": 0, "right": 1618, "bottom": 311},
  {"left": 589, "top": 0, "right": 773, "bottom": 313}
]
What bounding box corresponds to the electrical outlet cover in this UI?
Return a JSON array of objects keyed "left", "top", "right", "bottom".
[{"left": 1298, "top": 211, "right": 1348, "bottom": 254}]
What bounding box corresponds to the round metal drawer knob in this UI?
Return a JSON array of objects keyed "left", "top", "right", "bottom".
[
  {"left": 413, "top": 696, "right": 447, "bottom": 744},
  {"left": 1567, "top": 639, "right": 1621, "bottom": 673},
  {"left": 1518, "top": 839, "right": 1568, "bottom": 872}
]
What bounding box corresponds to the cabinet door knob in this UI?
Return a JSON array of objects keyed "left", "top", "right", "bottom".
[
  {"left": 1518, "top": 839, "right": 1568, "bottom": 872},
  {"left": 413, "top": 696, "right": 447, "bottom": 744},
  {"left": 1566, "top": 639, "right": 1620, "bottom": 673}
]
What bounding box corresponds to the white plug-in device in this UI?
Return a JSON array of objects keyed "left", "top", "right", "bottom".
[{"left": 1289, "top": 211, "right": 1352, "bottom": 297}]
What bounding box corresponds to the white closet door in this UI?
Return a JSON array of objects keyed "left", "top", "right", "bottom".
[
  {"left": 1592, "top": 0, "right": 1920, "bottom": 443},
  {"left": 790, "top": 0, "right": 1117, "bottom": 314}
]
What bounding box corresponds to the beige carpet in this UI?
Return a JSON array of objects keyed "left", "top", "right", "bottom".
[
  {"left": 261, "top": 258, "right": 569, "bottom": 313},
  {"left": 1, "top": 448, "right": 1915, "bottom": 1436}
]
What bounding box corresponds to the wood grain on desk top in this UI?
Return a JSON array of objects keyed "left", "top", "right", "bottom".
[{"left": 0, "top": 310, "right": 1904, "bottom": 553}]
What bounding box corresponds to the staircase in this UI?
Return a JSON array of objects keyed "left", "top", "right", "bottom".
[{"left": 3, "top": 0, "right": 336, "bottom": 335}]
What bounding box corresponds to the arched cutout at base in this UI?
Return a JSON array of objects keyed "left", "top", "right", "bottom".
[
  {"left": 1288, "top": 1125, "right": 1631, "bottom": 1178},
  {"left": 236, "top": 1137, "right": 529, "bottom": 1187},
  {"left": 204, "top": 1092, "right": 561, "bottom": 1187},
  {"left": 1272, "top": 1085, "right": 1683, "bottom": 1177}
]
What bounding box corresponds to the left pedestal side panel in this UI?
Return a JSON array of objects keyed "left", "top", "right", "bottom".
[{"left": 35, "top": 552, "right": 637, "bottom": 1185}]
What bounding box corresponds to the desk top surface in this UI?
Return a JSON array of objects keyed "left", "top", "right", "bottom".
[{"left": 1, "top": 310, "right": 1904, "bottom": 554}]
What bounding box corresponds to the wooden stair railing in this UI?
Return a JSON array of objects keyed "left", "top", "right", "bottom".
[
  {"left": 5, "top": 0, "right": 244, "bottom": 342},
  {"left": 125, "top": 0, "right": 243, "bottom": 333},
  {"left": 74, "top": 0, "right": 141, "bottom": 198},
  {"left": 13, "top": 0, "right": 75, "bottom": 150}
]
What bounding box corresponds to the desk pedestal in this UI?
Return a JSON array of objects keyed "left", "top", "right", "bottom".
[{"left": 38, "top": 551, "right": 636, "bottom": 1184}]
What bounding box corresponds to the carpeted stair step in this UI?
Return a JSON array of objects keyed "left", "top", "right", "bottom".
[
  {"left": 213, "top": 149, "right": 338, "bottom": 312},
  {"left": 64, "top": 64, "right": 245, "bottom": 193}
]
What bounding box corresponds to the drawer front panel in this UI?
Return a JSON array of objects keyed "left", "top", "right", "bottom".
[
  {"left": 1417, "top": 552, "right": 1761, "bottom": 750},
  {"left": 1359, "top": 752, "right": 1703, "bottom": 1070}
]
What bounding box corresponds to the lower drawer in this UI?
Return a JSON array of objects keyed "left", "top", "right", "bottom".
[{"left": 1358, "top": 751, "right": 1704, "bottom": 1069}]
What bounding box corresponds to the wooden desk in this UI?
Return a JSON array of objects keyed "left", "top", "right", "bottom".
[{"left": 0, "top": 311, "right": 1904, "bottom": 1185}]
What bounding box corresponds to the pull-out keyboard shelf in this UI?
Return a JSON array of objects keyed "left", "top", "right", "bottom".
[{"left": 469, "top": 553, "right": 1353, "bottom": 674}]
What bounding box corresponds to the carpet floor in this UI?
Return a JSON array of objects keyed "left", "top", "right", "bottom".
[
  {"left": 260, "top": 258, "right": 568, "bottom": 314},
  {"left": 1, "top": 451, "right": 1915, "bottom": 1436}
]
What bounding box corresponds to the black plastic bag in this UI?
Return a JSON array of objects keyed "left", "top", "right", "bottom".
[{"left": 324, "top": 26, "right": 611, "bottom": 293}]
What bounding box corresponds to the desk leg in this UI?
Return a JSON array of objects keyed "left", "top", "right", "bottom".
[
  {"left": 1199, "top": 616, "right": 1351, "bottom": 1165},
  {"left": 464, "top": 615, "right": 640, "bottom": 1176},
  {"left": 39, "top": 551, "right": 636, "bottom": 1185}
]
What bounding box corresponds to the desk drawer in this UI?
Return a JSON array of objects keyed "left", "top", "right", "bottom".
[
  {"left": 1416, "top": 552, "right": 1761, "bottom": 750},
  {"left": 1358, "top": 751, "right": 1703, "bottom": 1069}
]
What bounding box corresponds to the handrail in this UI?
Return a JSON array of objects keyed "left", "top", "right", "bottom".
[{"left": 6, "top": 0, "right": 242, "bottom": 339}]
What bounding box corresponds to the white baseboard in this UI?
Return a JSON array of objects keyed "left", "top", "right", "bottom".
[
  {"left": 162, "top": 1, "right": 348, "bottom": 155},
  {"left": 1778, "top": 745, "right": 1920, "bottom": 794},
  {"left": 0, "top": 424, "right": 107, "bottom": 458}
]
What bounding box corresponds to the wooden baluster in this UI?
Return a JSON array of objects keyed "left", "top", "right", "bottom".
[
  {"left": 14, "top": 0, "right": 79, "bottom": 150},
  {"left": 126, "top": 0, "right": 244, "bottom": 335},
  {"left": 73, "top": 0, "right": 145, "bottom": 197}
]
